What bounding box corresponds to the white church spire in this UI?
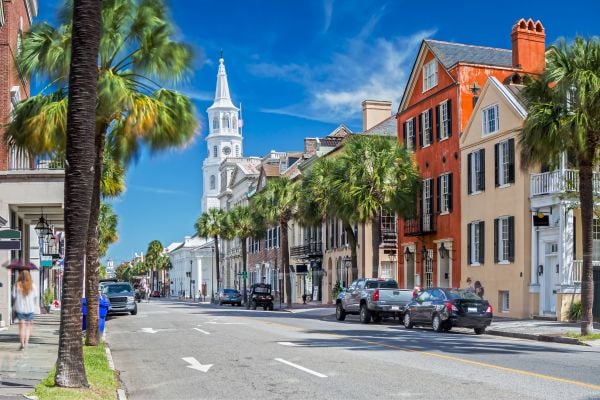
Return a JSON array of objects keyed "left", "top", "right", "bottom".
[{"left": 208, "top": 54, "right": 237, "bottom": 110}]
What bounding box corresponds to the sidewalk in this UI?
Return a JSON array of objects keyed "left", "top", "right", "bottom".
[
  {"left": 486, "top": 318, "right": 600, "bottom": 346},
  {"left": 0, "top": 313, "right": 59, "bottom": 399}
]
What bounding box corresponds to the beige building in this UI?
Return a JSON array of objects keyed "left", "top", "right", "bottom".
[{"left": 460, "top": 76, "right": 534, "bottom": 318}]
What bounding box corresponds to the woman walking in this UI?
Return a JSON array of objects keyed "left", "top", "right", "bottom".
[{"left": 12, "top": 270, "right": 38, "bottom": 350}]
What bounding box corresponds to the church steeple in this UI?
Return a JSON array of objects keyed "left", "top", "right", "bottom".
[{"left": 209, "top": 56, "right": 237, "bottom": 110}]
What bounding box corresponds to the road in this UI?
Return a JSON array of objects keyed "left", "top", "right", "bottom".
[{"left": 106, "top": 299, "right": 600, "bottom": 400}]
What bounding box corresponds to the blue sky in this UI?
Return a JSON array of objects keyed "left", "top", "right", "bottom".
[{"left": 36, "top": 0, "right": 599, "bottom": 264}]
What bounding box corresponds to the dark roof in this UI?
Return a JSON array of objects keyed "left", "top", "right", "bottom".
[
  {"left": 426, "top": 40, "right": 513, "bottom": 69},
  {"left": 363, "top": 116, "right": 397, "bottom": 137},
  {"left": 504, "top": 83, "right": 527, "bottom": 108}
]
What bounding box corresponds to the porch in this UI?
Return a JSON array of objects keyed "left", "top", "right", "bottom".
[{"left": 530, "top": 169, "right": 600, "bottom": 197}]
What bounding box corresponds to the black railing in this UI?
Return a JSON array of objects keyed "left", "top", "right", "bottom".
[
  {"left": 403, "top": 214, "right": 436, "bottom": 236},
  {"left": 380, "top": 229, "right": 397, "bottom": 247},
  {"left": 290, "top": 242, "right": 323, "bottom": 257}
]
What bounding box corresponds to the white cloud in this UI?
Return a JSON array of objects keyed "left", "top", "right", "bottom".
[
  {"left": 322, "top": 0, "right": 334, "bottom": 33},
  {"left": 129, "top": 185, "right": 190, "bottom": 196},
  {"left": 179, "top": 88, "right": 214, "bottom": 102}
]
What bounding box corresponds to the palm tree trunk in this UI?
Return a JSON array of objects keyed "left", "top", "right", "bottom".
[
  {"left": 372, "top": 215, "right": 381, "bottom": 278},
  {"left": 281, "top": 219, "right": 292, "bottom": 307},
  {"left": 343, "top": 221, "right": 358, "bottom": 281},
  {"left": 579, "top": 163, "right": 595, "bottom": 335},
  {"left": 55, "top": 0, "right": 102, "bottom": 388},
  {"left": 84, "top": 128, "right": 106, "bottom": 346},
  {"left": 242, "top": 237, "right": 248, "bottom": 303},
  {"left": 214, "top": 236, "right": 220, "bottom": 291}
]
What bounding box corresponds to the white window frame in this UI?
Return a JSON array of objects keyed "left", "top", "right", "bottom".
[
  {"left": 498, "top": 140, "right": 510, "bottom": 186},
  {"left": 440, "top": 173, "right": 450, "bottom": 213},
  {"left": 593, "top": 219, "right": 600, "bottom": 261},
  {"left": 422, "top": 111, "right": 432, "bottom": 147},
  {"left": 422, "top": 60, "right": 438, "bottom": 92},
  {"left": 405, "top": 118, "right": 415, "bottom": 150},
  {"left": 209, "top": 175, "right": 216, "bottom": 190},
  {"left": 500, "top": 291, "right": 510, "bottom": 312},
  {"left": 469, "top": 151, "right": 483, "bottom": 194},
  {"left": 470, "top": 222, "right": 481, "bottom": 266},
  {"left": 482, "top": 104, "right": 499, "bottom": 135},
  {"left": 0, "top": 3, "right": 4, "bottom": 27},
  {"left": 439, "top": 101, "right": 450, "bottom": 140},
  {"left": 497, "top": 216, "right": 510, "bottom": 263}
]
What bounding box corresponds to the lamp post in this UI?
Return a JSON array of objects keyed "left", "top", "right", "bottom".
[
  {"left": 189, "top": 260, "right": 193, "bottom": 300},
  {"left": 211, "top": 246, "right": 215, "bottom": 304}
]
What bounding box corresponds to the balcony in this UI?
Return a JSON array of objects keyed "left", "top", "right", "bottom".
[
  {"left": 403, "top": 214, "right": 436, "bottom": 236},
  {"left": 566, "top": 260, "right": 600, "bottom": 285},
  {"left": 6, "top": 146, "right": 65, "bottom": 173},
  {"left": 380, "top": 229, "right": 397, "bottom": 248},
  {"left": 530, "top": 169, "right": 600, "bottom": 197},
  {"left": 290, "top": 241, "right": 322, "bottom": 258}
]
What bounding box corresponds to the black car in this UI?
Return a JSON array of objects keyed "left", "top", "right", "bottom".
[
  {"left": 403, "top": 288, "right": 492, "bottom": 334},
  {"left": 102, "top": 282, "right": 138, "bottom": 315},
  {"left": 217, "top": 288, "right": 243, "bottom": 306},
  {"left": 246, "top": 283, "right": 274, "bottom": 310}
]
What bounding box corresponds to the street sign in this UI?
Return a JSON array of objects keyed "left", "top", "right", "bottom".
[
  {"left": 0, "top": 241, "right": 21, "bottom": 250},
  {"left": 241, "top": 271, "right": 247, "bottom": 279},
  {"left": 0, "top": 229, "right": 21, "bottom": 251},
  {"left": 41, "top": 256, "right": 53, "bottom": 268}
]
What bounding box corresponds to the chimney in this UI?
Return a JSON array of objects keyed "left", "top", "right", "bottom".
[
  {"left": 361, "top": 100, "right": 392, "bottom": 131},
  {"left": 511, "top": 18, "right": 546, "bottom": 75}
]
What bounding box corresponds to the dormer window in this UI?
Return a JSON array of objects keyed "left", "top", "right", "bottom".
[
  {"left": 423, "top": 60, "right": 438, "bottom": 92},
  {"left": 482, "top": 104, "right": 499, "bottom": 135}
]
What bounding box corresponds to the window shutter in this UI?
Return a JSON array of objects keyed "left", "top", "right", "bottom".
[
  {"left": 448, "top": 173, "right": 453, "bottom": 212},
  {"left": 403, "top": 121, "right": 407, "bottom": 147},
  {"left": 494, "top": 218, "right": 499, "bottom": 263},
  {"left": 479, "top": 149, "right": 486, "bottom": 191},
  {"left": 447, "top": 99, "right": 452, "bottom": 137},
  {"left": 508, "top": 216, "right": 515, "bottom": 262},
  {"left": 467, "top": 223, "right": 472, "bottom": 265},
  {"left": 494, "top": 143, "right": 499, "bottom": 187},
  {"left": 428, "top": 108, "right": 433, "bottom": 144},
  {"left": 435, "top": 105, "right": 440, "bottom": 141},
  {"left": 436, "top": 176, "right": 441, "bottom": 214},
  {"left": 508, "top": 138, "right": 515, "bottom": 183},
  {"left": 429, "top": 181, "right": 434, "bottom": 218},
  {"left": 467, "top": 153, "right": 473, "bottom": 194},
  {"left": 478, "top": 221, "right": 485, "bottom": 264},
  {"left": 418, "top": 114, "right": 423, "bottom": 148},
  {"left": 410, "top": 120, "right": 416, "bottom": 149}
]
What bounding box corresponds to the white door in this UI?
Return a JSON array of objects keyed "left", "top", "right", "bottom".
[{"left": 542, "top": 242, "right": 558, "bottom": 314}]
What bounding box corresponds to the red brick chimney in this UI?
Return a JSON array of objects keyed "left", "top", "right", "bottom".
[{"left": 511, "top": 18, "right": 546, "bottom": 75}]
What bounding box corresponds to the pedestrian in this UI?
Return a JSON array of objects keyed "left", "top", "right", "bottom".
[
  {"left": 12, "top": 270, "right": 38, "bottom": 351},
  {"left": 465, "top": 277, "right": 475, "bottom": 293},
  {"left": 474, "top": 281, "right": 485, "bottom": 299},
  {"left": 140, "top": 277, "right": 150, "bottom": 303}
]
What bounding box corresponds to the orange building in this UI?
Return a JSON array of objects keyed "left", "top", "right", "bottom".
[{"left": 397, "top": 19, "right": 546, "bottom": 290}]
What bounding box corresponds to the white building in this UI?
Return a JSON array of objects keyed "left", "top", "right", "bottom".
[
  {"left": 167, "top": 236, "right": 217, "bottom": 300},
  {"left": 202, "top": 56, "right": 243, "bottom": 212}
]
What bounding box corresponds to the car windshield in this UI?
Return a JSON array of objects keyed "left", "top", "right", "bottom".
[
  {"left": 224, "top": 289, "right": 239, "bottom": 294},
  {"left": 253, "top": 285, "right": 270, "bottom": 294},
  {"left": 445, "top": 289, "right": 482, "bottom": 300},
  {"left": 104, "top": 284, "right": 132, "bottom": 294},
  {"left": 365, "top": 280, "right": 399, "bottom": 289}
]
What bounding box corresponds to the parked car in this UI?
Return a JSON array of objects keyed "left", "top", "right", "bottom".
[
  {"left": 336, "top": 278, "right": 413, "bottom": 323},
  {"left": 102, "top": 282, "right": 138, "bottom": 315},
  {"left": 217, "top": 288, "right": 243, "bottom": 306},
  {"left": 246, "top": 283, "right": 274, "bottom": 310},
  {"left": 151, "top": 290, "right": 161, "bottom": 298},
  {"left": 403, "top": 288, "right": 492, "bottom": 334}
]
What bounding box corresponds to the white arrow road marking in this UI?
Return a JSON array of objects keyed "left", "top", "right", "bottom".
[
  {"left": 193, "top": 328, "right": 210, "bottom": 335},
  {"left": 140, "top": 328, "right": 158, "bottom": 334},
  {"left": 182, "top": 357, "right": 213, "bottom": 373},
  {"left": 275, "top": 358, "right": 327, "bottom": 378},
  {"left": 277, "top": 342, "right": 307, "bottom": 347}
]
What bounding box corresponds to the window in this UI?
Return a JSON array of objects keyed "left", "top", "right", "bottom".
[
  {"left": 213, "top": 145, "right": 218, "bottom": 158},
  {"left": 235, "top": 145, "right": 240, "bottom": 157},
  {"left": 482, "top": 104, "right": 499, "bottom": 135},
  {"left": 403, "top": 118, "right": 416, "bottom": 150},
  {"left": 500, "top": 291, "right": 510, "bottom": 312},
  {"left": 495, "top": 139, "right": 515, "bottom": 187},
  {"left": 222, "top": 114, "right": 230, "bottom": 129},
  {"left": 422, "top": 60, "right": 438, "bottom": 92},
  {"left": 467, "top": 221, "right": 484, "bottom": 265},
  {"left": 424, "top": 249, "right": 433, "bottom": 288},
  {"left": 468, "top": 149, "right": 485, "bottom": 194},
  {"left": 494, "top": 216, "right": 514, "bottom": 263},
  {"left": 209, "top": 175, "right": 216, "bottom": 190},
  {"left": 437, "top": 173, "right": 452, "bottom": 214},
  {"left": 422, "top": 178, "right": 433, "bottom": 231},
  {"left": 212, "top": 117, "right": 219, "bottom": 130},
  {"left": 0, "top": 2, "right": 4, "bottom": 27},
  {"left": 249, "top": 237, "right": 260, "bottom": 253},
  {"left": 593, "top": 219, "right": 600, "bottom": 260},
  {"left": 266, "top": 226, "right": 280, "bottom": 249},
  {"left": 419, "top": 110, "right": 433, "bottom": 147},
  {"left": 232, "top": 116, "right": 237, "bottom": 129},
  {"left": 436, "top": 100, "right": 452, "bottom": 140}
]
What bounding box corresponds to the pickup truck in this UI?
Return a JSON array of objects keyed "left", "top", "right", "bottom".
[{"left": 335, "top": 278, "right": 414, "bottom": 324}]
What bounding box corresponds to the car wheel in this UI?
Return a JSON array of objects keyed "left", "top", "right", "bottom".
[
  {"left": 131, "top": 304, "right": 137, "bottom": 316},
  {"left": 474, "top": 327, "right": 486, "bottom": 335},
  {"left": 443, "top": 321, "right": 452, "bottom": 332},
  {"left": 335, "top": 303, "right": 346, "bottom": 321},
  {"left": 432, "top": 314, "right": 443, "bottom": 332},
  {"left": 359, "top": 304, "right": 371, "bottom": 324},
  {"left": 372, "top": 314, "right": 382, "bottom": 323},
  {"left": 403, "top": 312, "right": 413, "bottom": 329}
]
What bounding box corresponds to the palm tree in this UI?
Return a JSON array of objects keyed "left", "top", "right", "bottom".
[
  {"left": 519, "top": 37, "right": 600, "bottom": 335},
  {"left": 335, "top": 135, "right": 419, "bottom": 278},
  {"left": 54, "top": 0, "right": 102, "bottom": 388},
  {"left": 6, "top": 0, "right": 196, "bottom": 345},
  {"left": 98, "top": 202, "right": 118, "bottom": 258},
  {"left": 196, "top": 208, "right": 227, "bottom": 293},
  {"left": 254, "top": 177, "right": 299, "bottom": 307},
  {"left": 146, "top": 240, "right": 167, "bottom": 292},
  {"left": 226, "top": 206, "right": 266, "bottom": 302}
]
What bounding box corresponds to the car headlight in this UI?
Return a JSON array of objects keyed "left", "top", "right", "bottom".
[{"left": 127, "top": 296, "right": 134, "bottom": 302}]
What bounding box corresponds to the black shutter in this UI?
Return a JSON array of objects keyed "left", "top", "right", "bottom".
[
  {"left": 447, "top": 99, "right": 452, "bottom": 137},
  {"left": 494, "top": 143, "right": 499, "bottom": 187},
  {"left": 428, "top": 108, "right": 433, "bottom": 144},
  {"left": 508, "top": 216, "right": 515, "bottom": 262},
  {"left": 478, "top": 221, "right": 485, "bottom": 264},
  {"left": 467, "top": 153, "right": 473, "bottom": 194},
  {"left": 402, "top": 121, "right": 407, "bottom": 147},
  {"left": 494, "top": 218, "right": 499, "bottom": 263},
  {"left": 418, "top": 114, "right": 423, "bottom": 148},
  {"left": 428, "top": 179, "right": 434, "bottom": 218},
  {"left": 508, "top": 138, "right": 515, "bottom": 184},
  {"left": 448, "top": 173, "right": 453, "bottom": 212},
  {"left": 410, "top": 120, "right": 415, "bottom": 149},
  {"left": 467, "top": 223, "right": 472, "bottom": 265},
  {"left": 436, "top": 176, "right": 441, "bottom": 214},
  {"left": 479, "top": 149, "right": 486, "bottom": 191},
  {"left": 435, "top": 105, "right": 440, "bottom": 141}
]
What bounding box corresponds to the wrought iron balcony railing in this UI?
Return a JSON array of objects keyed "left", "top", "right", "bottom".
[
  {"left": 403, "top": 214, "right": 436, "bottom": 236},
  {"left": 290, "top": 241, "right": 323, "bottom": 258}
]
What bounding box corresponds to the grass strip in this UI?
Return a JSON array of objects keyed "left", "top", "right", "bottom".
[
  {"left": 32, "top": 342, "right": 119, "bottom": 400},
  {"left": 565, "top": 332, "right": 600, "bottom": 341}
]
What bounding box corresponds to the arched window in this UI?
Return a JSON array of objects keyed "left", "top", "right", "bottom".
[
  {"left": 212, "top": 117, "right": 219, "bottom": 130},
  {"left": 232, "top": 116, "right": 237, "bottom": 130},
  {"left": 210, "top": 175, "right": 216, "bottom": 190},
  {"left": 222, "top": 114, "right": 230, "bottom": 129}
]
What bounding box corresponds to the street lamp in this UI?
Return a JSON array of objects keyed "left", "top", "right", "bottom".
[
  {"left": 211, "top": 246, "right": 215, "bottom": 304},
  {"left": 189, "top": 260, "right": 193, "bottom": 300}
]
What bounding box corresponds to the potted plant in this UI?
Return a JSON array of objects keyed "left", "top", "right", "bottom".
[{"left": 42, "top": 288, "right": 54, "bottom": 313}]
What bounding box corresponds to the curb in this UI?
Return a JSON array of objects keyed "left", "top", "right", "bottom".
[
  {"left": 105, "top": 345, "right": 128, "bottom": 400},
  {"left": 486, "top": 329, "right": 588, "bottom": 346}
]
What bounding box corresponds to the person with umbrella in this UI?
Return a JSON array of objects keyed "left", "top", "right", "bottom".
[{"left": 9, "top": 261, "right": 39, "bottom": 350}]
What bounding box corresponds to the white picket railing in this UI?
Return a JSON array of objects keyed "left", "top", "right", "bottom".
[
  {"left": 530, "top": 169, "right": 600, "bottom": 197},
  {"left": 7, "top": 145, "right": 64, "bottom": 171},
  {"left": 568, "top": 260, "right": 600, "bottom": 284}
]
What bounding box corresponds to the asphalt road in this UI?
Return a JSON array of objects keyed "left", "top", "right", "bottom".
[{"left": 106, "top": 299, "right": 600, "bottom": 400}]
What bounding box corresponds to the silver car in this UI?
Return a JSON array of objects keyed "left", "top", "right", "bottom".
[{"left": 217, "top": 288, "right": 243, "bottom": 306}]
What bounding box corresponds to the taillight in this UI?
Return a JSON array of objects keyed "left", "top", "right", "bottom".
[
  {"left": 373, "top": 289, "right": 380, "bottom": 301},
  {"left": 445, "top": 301, "right": 458, "bottom": 312},
  {"left": 486, "top": 304, "right": 493, "bottom": 313}
]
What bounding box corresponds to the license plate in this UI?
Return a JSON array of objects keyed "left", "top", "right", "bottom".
[
  {"left": 391, "top": 306, "right": 400, "bottom": 311},
  {"left": 468, "top": 307, "right": 477, "bottom": 313}
]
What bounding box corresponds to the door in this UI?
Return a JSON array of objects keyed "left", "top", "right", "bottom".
[
  {"left": 344, "top": 280, "right": 358, "bottom": 311},
  {"left": 438, "top": 245, "right": 450, "bottom": 288},
  {"left": 541, "top": 242, "right": 558, "bottom": 314},
  {"left": 413, "top": 290, "right": 431, "bottom": 322}
]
